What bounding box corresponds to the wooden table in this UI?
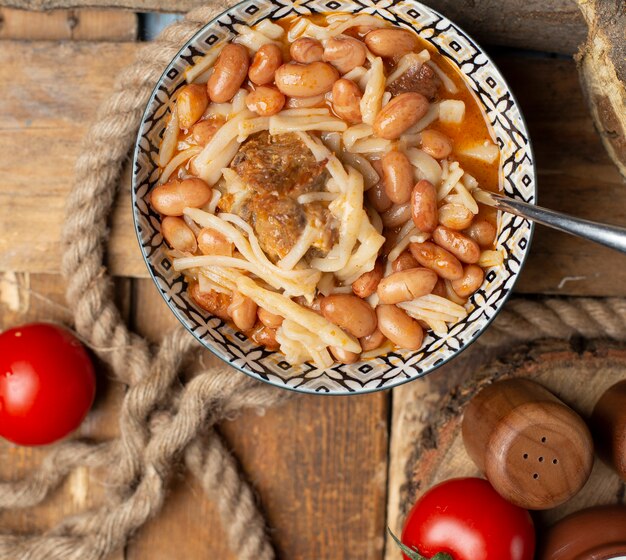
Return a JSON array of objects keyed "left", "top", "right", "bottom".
[{"left": 0, "top": 2, "right": 624, "bottom": 559}]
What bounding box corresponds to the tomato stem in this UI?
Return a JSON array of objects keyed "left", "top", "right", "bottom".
[{"left": 387, "top": 528, "right": 454, "bottom": 560}]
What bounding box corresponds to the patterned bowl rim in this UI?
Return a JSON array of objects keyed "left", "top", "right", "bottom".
[{"left": 131, "top": 0, "right": 536, "bottom": 395}]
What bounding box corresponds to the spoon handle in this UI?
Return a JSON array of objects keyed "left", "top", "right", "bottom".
[{"left": 488, "top": 192, "right": 626, "bottom": 255}]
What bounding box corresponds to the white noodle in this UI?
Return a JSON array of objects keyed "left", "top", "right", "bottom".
[
  {"left": 233, "top": 24, "right": 280, "bottom": 51},
  {"left": 386, "top": 50, "right": 431, "bottom": 85},
  {"left": 277, "top": 225, "right": 318, "bottom": 270},
  {"left": 360, "top": 57, "right": 385, "bottom": 125},
  {"left": 404, "top": 102, "right": 440, "bottom": 134},
  {"left": 406, "top": 148, "right": 442, "bottom": 186},
  {"left": 478, "top": 250, "right": 504, "bottom": 268},
  {"left": 269, "top": 114, "right": 347, "bottom": 134},
  {"left": 198, "top": 272, "right": 231, "bottom": 295},
  {"left": 311, "top": 168, "right": 364, "bottom": 272},
  {"left": 427, "top": 61, "right": 458, "bottom": 93},
  {"left": 343, "top": 123, "right": 373, "bottom": 150},
  {"left": 158, "top": 146, "right": 202, "bottom": 185},
  {"left": 185, "top": 47, "right": 221, "bottom": 84},
  {"left": 238, "top": 116, "right": 270, "bottom": 141},
  {"left": 196, "top": 137, "right": 240, "bottom": 186},
  {"left": 159, "top": 105, "right": 179, "bottom": 167},
  {"left": 350, "top": 137, "right": 392, "bottom": 154},
  {"left": 437, "top": 161, "right": 464, "bottom": 200},
  {"left": 297, "top": 192, "right": 338, "bottom": 204},
  {"left": 285, "top": 93, "right": 326, "bottom": 109},
  {"left": 205, "top": 189, "right": 222, "bottom": 214}
]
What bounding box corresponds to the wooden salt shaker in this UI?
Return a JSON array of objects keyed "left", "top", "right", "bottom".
[
  {"left": 462, "top": 378, "right": 594, "bottom": 510},
  {"left": 591, "top": 380, "right": 626, "bottom": 481}
]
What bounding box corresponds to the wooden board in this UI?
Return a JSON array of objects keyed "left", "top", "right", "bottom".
[
  {"left": 0, "top": 7, "right": 136, "bottom": 40},
  {"left": 385, "top": 339, "right": 626, "bottom": 560},
  {"left": 0, "top": 42, "right": 624, "bottom": 294},
  {"left": 0, "top": 0, "right": 587, "bottom": 55}
]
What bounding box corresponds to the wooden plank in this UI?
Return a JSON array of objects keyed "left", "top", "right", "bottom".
[
  {"left": 0, "top": 0, "right": 586, "bottom": 54},
  {"left": 1, "top": 41, "right": 624, "bottom": 295},
  {"left": 0, "top": 7, "right": 137, "bottom": 40},
  {"left": 125, "top": 278, "right": 389, "bottom": 559},
  {"left": 0, "top": 273, "right": 129, "bottom": 560}
]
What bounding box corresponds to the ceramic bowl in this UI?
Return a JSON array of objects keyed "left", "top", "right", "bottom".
[{"left": 132, "top": 0, "right": 535, "bottom": 394}]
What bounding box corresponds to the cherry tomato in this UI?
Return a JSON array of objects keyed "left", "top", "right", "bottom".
[
  {"left": 0, "top": 323, "right": 96, "bottom": 446},
  {"left": 401, "top": 478, "right": 535, "bottom": 560}
]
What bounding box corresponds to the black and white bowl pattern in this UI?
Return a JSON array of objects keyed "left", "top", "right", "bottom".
[{"left": 132, "top": 0, "right": 535, "bottom": 394}]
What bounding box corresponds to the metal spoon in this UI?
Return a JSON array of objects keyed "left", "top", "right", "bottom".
[{"left": 476, "top": 190, "right": 626, "bottom": 255}]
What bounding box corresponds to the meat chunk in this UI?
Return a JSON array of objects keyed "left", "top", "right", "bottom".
[
  {"left": 225, "top": 132, "right": 337, "bottom": 262},
  {"left": 230, "top": 131, "right": 328, "bottom": 197},
  {"left": 241, "top": 194, "right": 306, "bottom": 262},
  {"left": 388, "top": 63, "right": 441, "bottom": 101}
]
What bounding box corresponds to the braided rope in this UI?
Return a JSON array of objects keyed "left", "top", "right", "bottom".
[{"left": 1, "top": 3, "right": 625, "bottom": 559}]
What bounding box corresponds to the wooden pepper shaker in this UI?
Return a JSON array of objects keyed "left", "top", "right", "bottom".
[
  {"left": 591, "top": 380, "right": 626, "bottom": 481},
  {"left": 540, "top": 505, "right": 626, "bottom": 560},
  {"left": 462, "top": 378, "right": 594, "bottom": 510}
]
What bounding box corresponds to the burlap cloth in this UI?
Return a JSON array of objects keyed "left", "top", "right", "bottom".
[{"left": 1, "top": 5, "right": 625, "bottom": 559}]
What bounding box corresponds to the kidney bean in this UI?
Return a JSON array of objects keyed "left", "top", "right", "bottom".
[
  {"left": 444, "top": 279, "right": 467, "bottom": 305},
  {"left": 409, "top": 241, "right": 464, "bottom": 280},
  {"left": 392, "top": 251, "right": 418, "bottom": 272},
  {"left": 373, "top": 92, "right": 430, "bottom": 140},
  {"left": 190, "top": 119, "right": 222, "bottom": 146},
  {"left": 161, "top": 216, "right": 197, "bottom": 253},
  {"left": 150, "top": 178, "right": 212, "bottom": 216},
  {"left": 376, "top": 305, "right": 423, "bottom": 350},
  {"left": 451, "top": 264, "right": 484, "bottom": 298},
  {"left": 432, "top": 278, "right": 446, "bottom": 298},
  {"left": 420, "top": 129, "right": 453, "bottom": 159},
  {"left": 411, "top": 179, "right": 438, "bottom": 233},
  {"left": 464, "top": 219, "right": 497, "bottom": 248},
  {"left": 432, "top": 226, "right": 481, "bottom": 264},
  {"left": 249, "top": 43, "right": 283, "bottom": 85},
  {"left": 198, "top": 228, "right": 233, "bottom": 257},
  {"left": 438, "top": 203, "right": 474, "bottom": 230},
  {"left": 290, "top": 37, "right": 324, "bottom": 63},
  {"left": 208, "top": 43, "right": 250, "bottom": 103},
  {"left": 197, "top": 227, "right": 232, "bottom": 256},
  {"left": 331, "top": 78, "right": 362, "bottom": 124},
  {"left": 188, "top": 282, "right": 231, "bottom": 321},
  {"left": 351, "top": 259, "right": 384, "bottom": 298},
  {"left": 377, "top": 268, "right": 438, "bottom": 304},
  {"left": 330, "top": 346, "right": 360, "bottom": 364},
  {"left": 275, "top": 61, "right": 339, "bottom": 97},
  {"left": 382, "top": 202, "right": 411, "bottom": 228},
  {"left": 246, "top": 86, "right": 285, "bottom": 116},
  {"left": 257, "top": 307, "right": 284, "bottom": 329},
  {"left": 177, "top": 84, "right": 209, "bottom": 130},
  {"left": 320, "top": 294, "right": 377, "bottom": 338},
  {"left": 323, "top": 36, "right": 367, "bottom": 74},
  {"left": 382, "top": 150, "right": 413, "bottom": 204},
  {"left": 359, "top": 328, "right": 386, "bottom": 352},
  {"left": 364, "top": 28, "right": 419, "bottom": 58},
  {"left": 367, "top": 181, "right": 393, "bottom": 213},
  {"left": 249, "top": 323, "right": 279, "bottom": 351},
  {"left": 228, "top": 291, "right": 258, "bottom": 332}
]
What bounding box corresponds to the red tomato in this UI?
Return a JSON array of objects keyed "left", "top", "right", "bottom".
[
  {"left": 0, "top": 323, "right": 96, "bottom": 446},
  {"left": 401, "top": 478, "right": 535, "bottom": 560}
]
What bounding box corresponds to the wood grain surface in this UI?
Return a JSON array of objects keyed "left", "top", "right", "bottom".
[
  {"left": 0, "top": 42, "right": 624, "bottom": 294},
  {"left": 0, "top": 0, "right": 587, "bottom": 54},
  {"left": 0, "top": 7, "right": 137, "bottom": 39}
]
